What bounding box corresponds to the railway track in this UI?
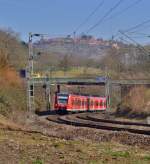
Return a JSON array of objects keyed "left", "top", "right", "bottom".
[{"left": 47, "top": 113, "right": 150, "bottom": 136}]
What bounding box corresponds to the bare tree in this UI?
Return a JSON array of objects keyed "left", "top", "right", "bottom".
[{"left": 59, "top": 54, "right": 71, "bottom": 75}]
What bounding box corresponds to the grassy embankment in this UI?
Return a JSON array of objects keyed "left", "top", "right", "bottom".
[
  {"left": 0, "top": 128, "right": 150, "bottom": 164},
  {"left": 0, "top": 66, "right": 26, "bottom": 123}
]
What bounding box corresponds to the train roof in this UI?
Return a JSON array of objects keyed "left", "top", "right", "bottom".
[
  {"left": 57, "top": 92, "right": 69, "bottom": 96},
  {"left": 69, "top": 93, "right": 105, "bottom": 98},
  {"left": 57, "top": 92, "right": 105, "bottom": 98}
]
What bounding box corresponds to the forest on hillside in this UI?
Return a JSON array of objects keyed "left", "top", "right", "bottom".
[{"left": 0, "top": 29, "right": 149, "bottom": 78}]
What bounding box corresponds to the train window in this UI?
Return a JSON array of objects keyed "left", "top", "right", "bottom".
[
  {"left": 72, "top": 99, "right": 75, "bottom": 106},
  {"left": 81, "top": 100, "right": 84, "bottom": 107},
  {"left": 90, "top": 100, "right": 93, "bottom": 106},
  {"left": 58, "top": 94, "right": 68, "bottom": 104},
  {"left": 95, "top": 101, "right": 98, "bottom": 107},
  {"left": 58, "top": 98, "right": 68, "bottom": 104},
  {"left": 84, "top": 100, "right": 86, "bottom": 106},
  {"left": 103, "top": 101, "right": 106, "bottom": 107},
  {"left": 100, "top": 101, "right": 103, "bottom": 107},
  {"left": 75, "top": 99, "right": 78, "bottom": 106},
  {"left": 74, "top": 99, "right": 80, "bottom": 106},
  {"left": 77, "top": 99, "right": 81, "bottom": 106}
]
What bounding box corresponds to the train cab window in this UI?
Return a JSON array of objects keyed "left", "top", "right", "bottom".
[
  {"left": 58, "top": 98, "right": 68, "bottom": 104},
  {"left": 57, "top": 93, "right": 68, "bottom": 104}
]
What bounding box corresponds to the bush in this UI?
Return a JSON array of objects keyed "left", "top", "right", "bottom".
[{"left": 117, "top": 86, "right": 150, "bottom": 118}]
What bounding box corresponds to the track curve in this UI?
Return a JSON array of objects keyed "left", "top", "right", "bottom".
[
  {"left": 47, "top": 113, "right": 150, "bottom": 136},
  {"left": 79, "top": 115, "right": 150, "bottom": 127}
]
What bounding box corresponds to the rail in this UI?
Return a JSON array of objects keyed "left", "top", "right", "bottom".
[{"left": 47, "top": 113, "right": 150, "bottom": 136}]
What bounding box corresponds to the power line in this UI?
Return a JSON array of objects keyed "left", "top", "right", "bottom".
[
  {"left": 119, "top": 37, "right": 149, "bottom": 64},
  {"left": 125, "top": 19, "right": 150, "bottom": 33},
  {"left": 105, "top": 0, "right": 142, "bottom": 22},
  {"left": 73, "top": 0, "right": 104, "bottom": 34},
  {"left": 127, "top": 31, "right": 149, "bottom": 35},
  {"left": 113, "top": 19, "right": 150, "bottom": 40},
  {"left": 126, "top": 32, "right": 150, "bottom": 39},
  {"left": 86, "top": 0, "right": 123, "bottom": 33},
  {"left": 119, "top": 37, "right": 132, "bottom": 45},
  {"left": 126, "top": 24, "right": 150, "bottom": 34},
  {"left": 107, "top": 0, "right": 143, "bottom": 41},
  {"left": 131, "top": 36, "right": 150, "bottom": 39},
  {"left": 119, "top": 30, "right": 150, "bottom": 56}
]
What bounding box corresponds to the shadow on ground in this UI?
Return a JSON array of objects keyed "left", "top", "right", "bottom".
[{"left": 35, "top": 110, "right": 57, "bottom": 116}]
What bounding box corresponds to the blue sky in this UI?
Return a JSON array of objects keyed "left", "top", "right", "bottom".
[{"left": 0, "top": 0, "right": 150, "bottom": 44}]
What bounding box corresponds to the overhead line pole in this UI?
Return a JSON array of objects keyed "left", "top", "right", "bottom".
[
  {"left": 27, "top": 33, "right": 49, "bottom": 114},
  {"left": 27, "top": 33, "right": 35, "bottom": 120}
]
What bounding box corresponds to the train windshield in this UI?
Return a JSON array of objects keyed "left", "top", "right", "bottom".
[
  {"left": 57, "top": 93, "right": 68, "bottom": 104},
  {"left": 58, "top": 98, "right": 68, "bottom": 104}
]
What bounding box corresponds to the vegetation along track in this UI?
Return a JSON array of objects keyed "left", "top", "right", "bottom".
[{"left": 47, "top": 112, "right": 150, "bottom": 136}]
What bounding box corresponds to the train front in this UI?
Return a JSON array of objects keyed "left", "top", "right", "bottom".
[{"left": 54, "top": 93, "right": 69, "bottom": 111}]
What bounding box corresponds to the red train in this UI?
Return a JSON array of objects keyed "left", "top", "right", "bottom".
[{"left": 54, "top": 92, "right": 107, "bottom": 112}]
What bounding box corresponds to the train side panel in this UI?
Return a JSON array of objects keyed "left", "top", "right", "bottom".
[
  {"left": 67, "top": 95, "right": 88, "bottom": 111},
  {"left": 89, "top": 97, "right": 106, "bottom": 110}
]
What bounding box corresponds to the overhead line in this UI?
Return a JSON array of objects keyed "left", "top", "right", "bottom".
[
  {"left": 73, "top": 0, "right": 104, "bottom": 34},
  {"left": 105, "top": 0, "right": 142, "bottom": 22},
  {"left": 119, "top": 37, "right": 132, "bottom": 45},
  {"left": 113, "top": 17, "right": 150, "bottom": 40},
  {"left": 106, "top": 0, "right": 143, "bottom": 41},
  {"left": 86, "top": 0, "right": 123, "bottom": 33},
  {"left": 127, "top": 24, "right": 150, "bottom": 34},
  {"left": 125, "top": 19, "right": 150, "bottom": 33},
  {"left": 127, "top": 32, "right": 149, "bottom": 35},
  {"left": 126, "top": 31, "right": 150, "bottom": 38},
  {"left": 119, "top": 30, "right": 150, "bottom": 56}
]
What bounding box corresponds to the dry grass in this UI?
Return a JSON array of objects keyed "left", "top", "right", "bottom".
[
  {"left": 0, "top": 128, "right": 150, "bottom": 164},
  {"left": 0, "top": 66, "right": 26, "bottom": 121},
  {"left": 0, "top": 67, "right": 21, "bottom": 87},
  {"left": 0, "top": 114, "right": 23, "bottom": 130},
  {"left": 34, "top": 67, "right": 105, "bottom": 78},
  {"left": 118, "top": 86, "right": 150, "bottom": 118},
  {"left": 125, "top": 86, "right": 145, "bottom": 110}
]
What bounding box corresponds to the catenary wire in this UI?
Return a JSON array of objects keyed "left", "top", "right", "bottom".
[
  {"left": 105, "top": 0, "right": 143, "bottom": 22},
  {"left": 73, "top": 0, "right": 105, "bottom": 34},
  {"left": 119, "top": 30, "right": 150, "bottom": 56},
  {"left": 86, "top": 0, "right": 123, "bottom": 33},
  {"left": 125, "top": 19, "right": 150, "bottom": 33}
]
